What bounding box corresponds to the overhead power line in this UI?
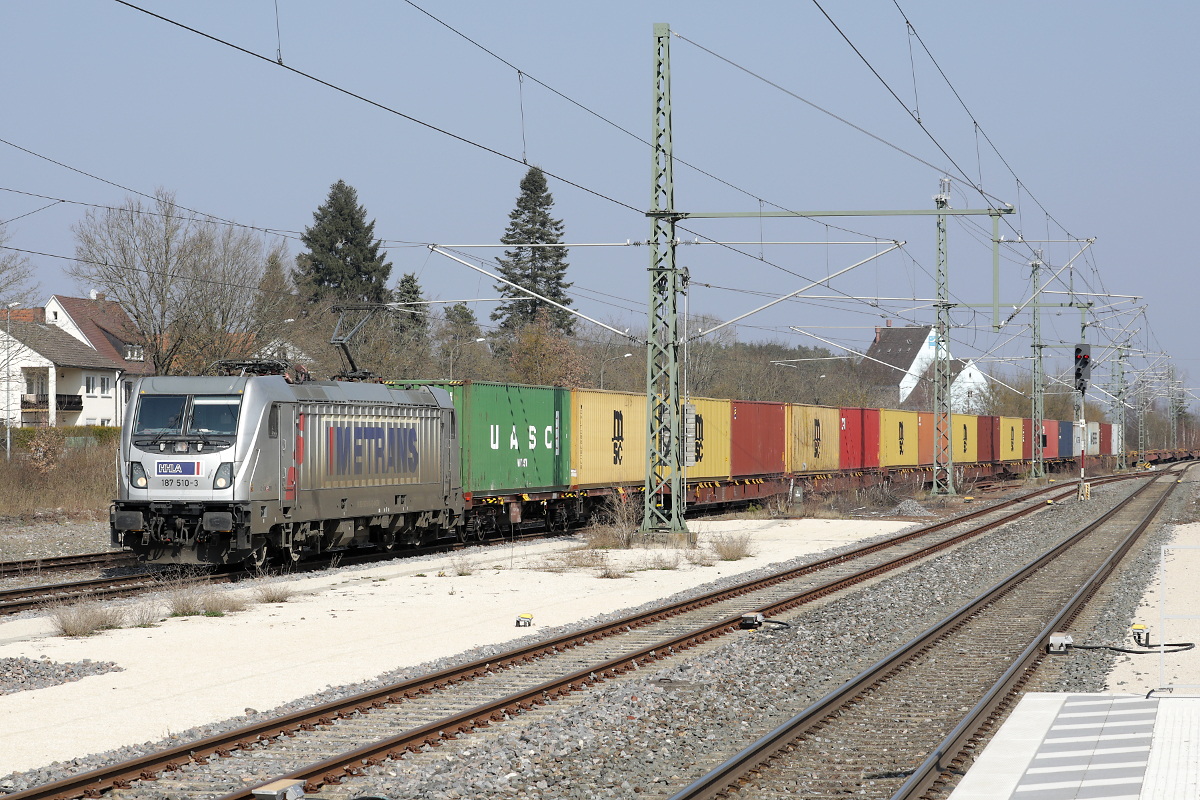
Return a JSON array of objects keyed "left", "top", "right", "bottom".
[{"left": 110, "top": 0, "right": 643, "bottom": 217}]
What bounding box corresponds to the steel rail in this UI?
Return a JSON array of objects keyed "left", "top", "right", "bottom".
[
  {"left": 207, "top": 479, "right": 1160, "bottom": 799},
  {"left": 0, "top": 551, "right": 136, "bottom": 577},
  {"left": 3, "top": 472, "right": 1150, "bottom": 800},
  {"left": 665, "top": 470, "right": 1180, "bottom": 800},
  {"left": 892, "top": 470, "right": 1186, "bottom": 800}
]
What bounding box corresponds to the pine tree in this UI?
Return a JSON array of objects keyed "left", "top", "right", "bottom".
[
  {"left": 491, "top": 167, "right": 573, "bottom": 335},
  {"left": 392, "top": 272, "right": 427, "bottom": 339},
  {"left": 294, "top": 180, "right": 392, "bottom": 304}
]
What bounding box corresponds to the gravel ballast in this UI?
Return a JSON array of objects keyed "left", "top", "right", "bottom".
[
  {"left": 0, "top": 656, "right": 122, "bottom": 697},
  {"left": 0, "top": 476, "right": 1170, "bottom": 799}
]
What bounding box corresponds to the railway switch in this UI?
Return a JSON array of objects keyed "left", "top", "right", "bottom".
[
  {"left": 741, "top": 613, "right": 765, "bottom": 629},
  {"left": 1132, "top": 624, "right": 1150, "bottom": 648},
  {"left": 516, "top": 613, "right": 534, "bottom": 627},
  {"left": 1047, "top": 632, "right": 1073, "bottom": 654},
  {"left": 251, "top": 778, "right": 305, "bottom": 799}
]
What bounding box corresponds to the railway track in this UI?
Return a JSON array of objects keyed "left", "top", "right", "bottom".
[
  {"left": 0, "top": 472, "right": 1145, "bottom": 618},
  {"left": 0, "top": 551, "right": 136, "bottom": 578},
  {"left": 666, "top": 468, "right": 1184, "bottom": 800},
  {"left": 3, "top": 472, "right": 1159, "bottom": 800}
]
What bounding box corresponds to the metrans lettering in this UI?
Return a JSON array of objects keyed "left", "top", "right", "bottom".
[{"left": 326, "top": 423, "right": 419, "bottom": 476}]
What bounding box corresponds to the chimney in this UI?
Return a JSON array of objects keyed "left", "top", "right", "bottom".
[
  {"left": 89, "top": 289, "right": 97, "bottom": 300},
  {"left": 886, "top": 318, "right": 892, "bottom": 327},
  {"left": 96, "top": 292, "right": 106, "bottom": 302},
  {"left": 875, "top": 326, "right": 881, "bottom": 344}
]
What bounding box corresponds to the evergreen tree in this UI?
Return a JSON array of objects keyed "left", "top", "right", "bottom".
[
  {"left": 294, "top": 180, "right": 392, "bottom": 303},
  {"left": 491, "top": 167, "right": 573, "bottom": 335},
  {"left": 392, "top": 272, "right": 427, "bottom": 339}
]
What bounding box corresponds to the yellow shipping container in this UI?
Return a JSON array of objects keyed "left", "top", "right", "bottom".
[
  {"left": 571, "top": 389, "right": 646, "bottom": 488},
  {"left": 953, "top": 414, "right": 979, "bottom": 463},
  {"left": 880, "top": 409, "right": 920, "bottom": 467},
  {"left": 787, "top": 404, "right": 840, "bottom": 473},
  {"left": 684, "top": 397, "right": 731, "bottom": 480},
  {"left": 999, "top": 416, "right": 1023, "bottom": 460}
]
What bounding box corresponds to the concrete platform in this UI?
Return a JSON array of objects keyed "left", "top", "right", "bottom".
[{"left": 950, "top": 693, "right": 1200, "bottom": 800}]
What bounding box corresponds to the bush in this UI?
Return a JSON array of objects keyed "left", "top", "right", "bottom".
[
  {"left": 708, "top": 532, "right": 756, "bottom": 561},
  {"left": 1, "top": 424, "right": 123, "bottom": 452},
  {"left": 254, "top": 582, "right": 296, "bottom": 604},
  {"left": 47, "top": 599, "right": 125, "bottom": 636}
]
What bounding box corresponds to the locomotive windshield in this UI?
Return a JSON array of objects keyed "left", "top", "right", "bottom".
[
  {"left": 132, "top": 394, "right": 241, "bottom": 436},
  {"left": 189, "top": 396, "right": 241, "bottom": 435},
  {"left": 133, "top": 395, "right": 187, "bottom": 435}
]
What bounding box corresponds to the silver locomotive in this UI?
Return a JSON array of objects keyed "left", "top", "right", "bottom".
[{"left": 110, "top": 375, "right": 463, "bottom": 566}]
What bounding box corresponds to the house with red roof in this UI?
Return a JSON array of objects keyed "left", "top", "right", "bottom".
[{"left": 0, "top": 293, "right": 153, "bottom": 428}]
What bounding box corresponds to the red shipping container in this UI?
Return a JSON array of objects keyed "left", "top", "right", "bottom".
[
  {"left": 1022, "top": 419, "right": 1033, "bottom": 460},
  {"left": 918, "top": 412, "right": 934, "bottom": 466},
  {"left": 839, "top": 408, "right": 863, "bottom": 470},
  {"left": 863, "top": 408, "right": 881, "bottom": 468},
  {"left": 1100, "top": 423, "right": 1112, "bottom": 455},
  {"left": 977, "top": 416, "right": 998, "bottom": 463},
  {"left": 1042, "top": 419, "right": 1059, "bottom": 459},
  {"left": 731, "top": 401, "right": 786, "bottom": 477}
]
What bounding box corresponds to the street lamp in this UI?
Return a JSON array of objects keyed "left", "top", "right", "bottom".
[
  {"left": 5, "top": 301, "right": 20, "bottom": 462},
  {"left": 600, "top": 352, "right": 632, "bottom": 390}
]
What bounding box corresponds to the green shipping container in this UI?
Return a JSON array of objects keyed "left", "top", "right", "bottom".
[{"left": 395, "top": 380, "right": 571, "bottom": 495}]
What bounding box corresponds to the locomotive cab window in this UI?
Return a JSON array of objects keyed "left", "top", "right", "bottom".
[
  {"left": 268, "top": 404, "right": 279, "bottom": 439},
  {"left": 133, "top": 395, "right": 187, "bottom": 435},
  {"left": 190, "top": 396, "right": 241, "bottom": 436}
]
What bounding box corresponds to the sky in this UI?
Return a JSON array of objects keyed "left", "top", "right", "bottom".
[{"left": 1, "top": 1, "right": 1196, "bottom": 410}]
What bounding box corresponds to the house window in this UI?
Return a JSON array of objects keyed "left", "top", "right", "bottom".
[
  {"left": 25, "top": 376, "right": 34, "bottom": 395},
  {"left": 85, "top": 417, "right": 97, "bottom": 425},
  {"left": 85, "top": 376, "right": 97, "bottom": 396},
  {"left": 100, "top": 377, "right": 112, "bottom": 396},
  {"left": 100, "top": 418, "right": 111, "bottom": 426},
  {"left": 51, "top": 310, "right": 58, "bottom": 321},
  {"left": 124, "top": 380, "right": 134, "bottom": 403},
  {"left": 124, "top": 343, "right": 144, "bottom": 362}
]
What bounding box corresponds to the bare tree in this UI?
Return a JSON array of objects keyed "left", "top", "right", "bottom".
[
  {"left": 0, "top": 222, "right": 39, "bottom": 305},
  {"left": 70, "top": 189, "right": 206, "bottom": 375}
]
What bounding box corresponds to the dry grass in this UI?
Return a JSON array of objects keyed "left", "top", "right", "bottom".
[
  {"left": 538, "top": 547, "right": 608, "bottom": 573},
  {"left": 254, "top": 582, "right": 296, "bottom": 604},
  {"left": 203, "top": 591, "right": 248, "bottom": 616},
  {"left": 47, "top": 599, "right": 125, "bottom": 636},
  {"left": 685, "top": 548, "right": 717, "bottom": 567},
  {"left": 596, "top": 556, "right": 627, "bottom": 579},
  {"left": 634, "top": 550, "right": 682, "bottom": 571},
  {"left": 129, "top": 602, "right": 162, "bottom": 628},
  {"left": 450, "top": 554, "right": 476, "bottom": 576},
  {"left": 708, "top": 532, "right": 756, "bottom": 561},
  {"left": 0, "top": 443, "right": 119, "bottom": 519}
]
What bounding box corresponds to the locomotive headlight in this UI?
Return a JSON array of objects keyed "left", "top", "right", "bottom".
[
  {"left": 130, "top": 462, "right": 148, "bottom": 488},
  {"left": 213, "top": 462, "right": 233, "bottom": 489}
]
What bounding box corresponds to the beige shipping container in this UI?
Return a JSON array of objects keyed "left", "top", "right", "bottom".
[
  {"left": 879, "top": 409, "right": 920, "bottom": 467},
  {"left": 953, "top": 414, "right": 979, "bottom": 463},
  {"left": 787, "top": 404, "right": 841, "bottom": 473},
  {"left": 999, "top": 416, "right": 1023, "bottom": 460},
  {"left": 684, "top": 397, "right": 731, "bottom": 481},
  {"left": 571, "top": 389, "right": 646, "bottom": 488}
]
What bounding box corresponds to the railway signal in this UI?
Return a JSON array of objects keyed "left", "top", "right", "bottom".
[{"left": 1073, "top": 344, "right": 1092, "bottom": 392}]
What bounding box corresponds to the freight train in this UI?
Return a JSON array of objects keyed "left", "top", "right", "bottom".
[{"left": 110, "top": 374, "right": 1158, "bottom": 567}]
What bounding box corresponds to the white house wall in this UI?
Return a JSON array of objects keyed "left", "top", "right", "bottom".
[
  {"left": 44, "top": 297, "right": 90, "bottom": 346},
  {"left": 949, "top": 362, "right": 990, "bottom": 414},
  {"left": 898, "top": 332, "right": 938, "bottom": 403},
  {"left": 0, "top": 333, "right": 52, "bottom": 427}
]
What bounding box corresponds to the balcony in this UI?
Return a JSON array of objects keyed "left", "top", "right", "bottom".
[{"left": 21, "top": 394, "right": 85, "bottom": 412}]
